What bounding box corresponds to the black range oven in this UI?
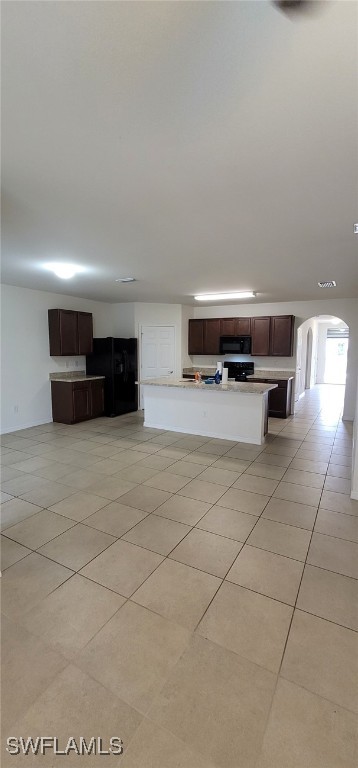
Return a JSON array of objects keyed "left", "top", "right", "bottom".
[{"left": 224, "top": 361, "right": 254, "bottom": 381}]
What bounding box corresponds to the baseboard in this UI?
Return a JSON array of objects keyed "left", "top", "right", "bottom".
[{"left": 1, "top": 415, "right": 53, "bottom": 434}]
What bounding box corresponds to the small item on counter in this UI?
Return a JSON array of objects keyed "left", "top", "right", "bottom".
[
  {"left": 222, "top": 368, "right": 229, "bottom": 384},
  {"left": 214, "top": 369, "right": 221, "bottom": 384},
  {"left": 216, "top": 362, "right": 223, "bottom": 374},
  {"left": 194, "top": 371, "right": 202, "bottom": 383}
]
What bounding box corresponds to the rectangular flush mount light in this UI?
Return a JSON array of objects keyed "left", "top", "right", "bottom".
[{"left": 194, "top": 291, "right": 256, "bottom": 301}]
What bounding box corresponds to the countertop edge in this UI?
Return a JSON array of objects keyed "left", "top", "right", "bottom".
[
  {"left": 50, "top": 375, "right": 105, "bottom": 383},
  {"left": 141, "top": 379, "right": 277, "bottom": 394}
]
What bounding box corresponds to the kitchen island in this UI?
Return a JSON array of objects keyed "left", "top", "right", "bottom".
[{"left": 142, "top": 378, "right": 278, "bottom": 445}]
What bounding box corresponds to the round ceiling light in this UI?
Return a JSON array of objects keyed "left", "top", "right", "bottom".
[{"left": 44, "top": 263, "right": 85, "bottom": 279}]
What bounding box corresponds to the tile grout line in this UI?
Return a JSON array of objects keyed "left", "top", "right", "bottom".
[
  {"left": 276, "top": 402, "right": 340, "bottom": 678},
  {"left": 251, "top": 396, "right": 351, "bottom": 763}
]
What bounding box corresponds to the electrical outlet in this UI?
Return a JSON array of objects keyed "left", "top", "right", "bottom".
[
  {"left": 14, "top": 405, "right": 19, "bottom": 414},
  {"left": 75, "top": 361, "right": 79, "bottom": 367}
]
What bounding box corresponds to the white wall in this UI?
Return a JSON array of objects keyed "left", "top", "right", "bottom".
[
  {"left": 294, "top": 317, "right": 318, "bottom": 401},
  {"left": 187, "top": 298, "right": 358, "bottom": 420},
  {"left": 351, "top": 380, "right": 358, "bottom": 500},
  {"left": 316, "top": 323, "right": 329, "bottom": 384},
  {"left": 111, "top": 302, "right": 136, "bottom": 338},
  {"left": 181, "top": 305, "right": 194, "bottom": 369},
  {"left": 0, "top": 284, "right": 113, "bottom": 433}
]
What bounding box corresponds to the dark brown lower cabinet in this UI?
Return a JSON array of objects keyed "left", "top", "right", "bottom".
[
  {"left": 253, "top": 378, "right": 293, "bottom": 418},
  {"left": 51, "top": 379, "right": 105, "bottom": 424},
  {"left": 73, "top": 384, "right": 91, "bottom": 422},
  {"left": 90, "top": 379, "right": 105, "bottom": 418}
]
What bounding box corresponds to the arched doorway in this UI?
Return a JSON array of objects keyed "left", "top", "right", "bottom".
[{"left": 295, "top": 315, "right": 349, "bottom": 410}]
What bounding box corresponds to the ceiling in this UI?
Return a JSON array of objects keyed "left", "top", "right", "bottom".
[{"left": 2, "top": 0, "right": 357, "bottom": 305}]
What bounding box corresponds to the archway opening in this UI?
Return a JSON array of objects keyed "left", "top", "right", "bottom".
[{"left": 295, "top": 315, "right": 349, "bottom": 410}]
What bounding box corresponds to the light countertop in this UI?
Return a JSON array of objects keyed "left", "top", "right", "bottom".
[
  {"left": 50, "top": 373, "right": 105, "bottom": 383},
  {"left": 141, "top": 378, "right": 277, "bottom": 395}
]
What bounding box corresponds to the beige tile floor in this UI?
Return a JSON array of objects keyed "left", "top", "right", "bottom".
[{"left": 1, "top": 384, "right": 357, "bottom": 767}]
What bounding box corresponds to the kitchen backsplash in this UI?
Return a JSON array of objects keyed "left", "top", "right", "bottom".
[
  {"left": 190, "top": 355, "right": 295, "bottom": 370},
  {"left": 49, "top": 356, "right": 86, "bottom": 373}
]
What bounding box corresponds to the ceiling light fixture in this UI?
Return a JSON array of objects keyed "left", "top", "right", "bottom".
[
  {"left": 115, "top": 277, "right": 136, "bottom": 283},
  {"left": 194, "top": 291, "right": 256, "bottom": 302},
  {"left": 318, "top": 281, "right": 337, "bottom": 288},
  {"left": 354, "top": 224, "right": 358, "bottom": 234},
  {"left": 44, "top": 263, "right": 85, "bottom": 279}
]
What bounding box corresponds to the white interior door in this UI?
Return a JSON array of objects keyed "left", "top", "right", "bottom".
[{"left": 140, "top": 325, "right": 176, "bottom": 407}]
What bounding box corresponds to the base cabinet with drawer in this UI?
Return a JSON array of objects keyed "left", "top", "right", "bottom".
[{"left": 51, "top": 379, "right": 105, "bottom": 424}]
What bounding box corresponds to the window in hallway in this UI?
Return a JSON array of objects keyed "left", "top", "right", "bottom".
[{"left": 324, "top": 328, "right": 349, "bottom": 385}]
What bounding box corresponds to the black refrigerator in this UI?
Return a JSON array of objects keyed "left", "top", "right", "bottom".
[{"left": 86, "top": 337, "right": 138, "bottom": 416}]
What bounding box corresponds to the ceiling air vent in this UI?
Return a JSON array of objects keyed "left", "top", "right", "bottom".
[{"left": 318, "top": 281, "right": 337, "bottom": 288}]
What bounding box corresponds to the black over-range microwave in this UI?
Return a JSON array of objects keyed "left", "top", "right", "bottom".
[{"left": 219, "top": 335, "right": 252, "bottom": 355}]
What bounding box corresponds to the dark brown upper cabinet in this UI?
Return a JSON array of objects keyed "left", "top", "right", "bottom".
[
  {"left": 220, "top": 318, "right": 236, "bottom": 336},
  {"left": 235, "top": 317, "right": 251, "bottom": 335},
  {"left": 77, "top": 312, "right": 93, "bottom": 355},
  {"left": 203, "top": 319, "right": 221, "bottom": 355},
  {"left": 220, "top": 317, "right": 252, "bottom": 336},
  {"left": 188, "top": 319, "right": 204, "bottom": 355},
  {"left": 188, "top": 315, "right": 294, "bottom": 357},
  {"left": 48, "top": 309, "right": 93, "bottom": 356},
  {"left": 270, "top": 315, "right": 294, "bottom": 356},
  {"left": 250, "top": 317, "right": 271, "bottom": 356},
  {"left": 48, "top": 309, "right": 78, "bottom": 355}
]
